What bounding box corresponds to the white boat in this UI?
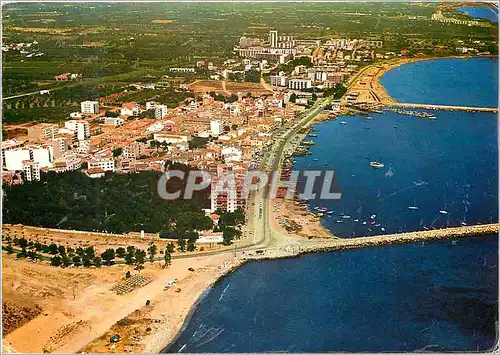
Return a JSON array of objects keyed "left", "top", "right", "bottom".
[
  {"left": 381, "top": 227, "right": 385, "bottom": 232},
  {"left": 353, "top": 219, "right": 359, "bottom": 222},
  {"left": 342, "top": 215, "right": 351, "bottom": 219},
  {"left": 375, "top": 224, "right": 381, "bottom": 227},
  {"left": 336, "top": 220, "right": 344, "bottom": 223},
  {"left": 408, "top": 206, "right": 419, "bottom": 210},
  {"left": 439, "top": 210, "right": 448, "bottom": 215},
  {"left": 362, "top": 221, "right": 367, "bottom": 225},
  {"left": 460, "top": 221, "right": 467, "bottom": 226},
  {"left": 370, "top": 161, "right": 384, "bottom": 169},
  {"left": 370, "top": 214, "right": 376, "bottom": 219},
  {"left": 340, "top": 121, "right": 347, "bottom": 125}
]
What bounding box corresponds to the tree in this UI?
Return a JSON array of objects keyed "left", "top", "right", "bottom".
[
  {"left": 116, "top": 247, "right": 126, "bottom": 258},
  {"left": 163, "top": 248, "right": 172, "bottom": 267},
  {"left": 18, "top": 237, "right": 28, "bottom": 249},
  {"left": 187, "top": 240, "right": 196, "bottom": 252},
  {"left": 61, "top": 254, "right": 72, "bottom": 267},
  {"left": 112, "top": 148, "right": 123, "bottom": 157},
  {"left": 178, "top": 238, "right": 186, "bottom": 252},
  {"left": 93, "top": 257, "right": 102, "bottom": 268},
  {"left": 105, "top": 110, "right": 120, "bottom": 117},
  {"left": 5, "top": 243, "right": 13, "bottom": 254},
  {"left": 222, "top": 227, "right": 241, "bottom": 245},
  {"left": 34, "top": 241, "right": 42, "bottom": 251},
  {"left": 48, "top": 243, "right": 59, "bottom": 255},
  {"left": 101, "top": 248, "right": 116, "bottom": 265},
  {"left": 58, "top": 245, "right": 66, "bottom": 255},
  {"left": 166, "top": 243, "right": 175, "bottom": 254},
  {"left": 147, "top": 243, "right": 157, "bottom": 263},
  {"left": 134, "top": 249, "right": 146, "bottom": 272},
  {"left": 289, "top": 93, "right": 297, "bottom": 103},
  {"left": 125, "top": 246, "right": 135, "bottom": 265},
  {"left": 72, "top": 255, "right": 82, "bottom": 266},
  {"left": 50, "top": 256, "right": 62, "bottom": 267}
]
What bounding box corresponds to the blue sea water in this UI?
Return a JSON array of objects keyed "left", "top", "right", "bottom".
[
  {"left": 295, "top": 57, "right": 498, "bottom": 238},
  {"left": 458, "top": 6, "right": 498, "bottom": 23},
  {"left": 163, "top": 57, "right": 498, "bottom": 352},
  {"left": 165, "top": 236, "right": 498, "bottom": 352},
  {"left": 379, "top": 57, "right": 498, "bottom": 107},
  {"left": 293, "top": 109, "right": 498, "bottom": 238}
]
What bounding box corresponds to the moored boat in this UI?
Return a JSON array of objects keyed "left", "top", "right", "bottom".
[{"left": 370, "top": 161, "right": 384, "bottom": 169}]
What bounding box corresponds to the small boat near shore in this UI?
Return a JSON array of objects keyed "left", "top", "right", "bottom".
[
  {"left": 408, "top": 206, "right": 419, "bottom": 210},
  {"left": 439, "top": 210, "right": 448, "bottom": 215}
]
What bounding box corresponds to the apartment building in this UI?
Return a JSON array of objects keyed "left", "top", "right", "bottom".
[
  {"left": 288, "top": 78, "right": 312, "bottom": 90},
  {"left": 80, "top": 100, "right": 99, "bottom": 114},
  {"left": 88, "top": 157, "right": 115, "bottom": 172},
  {"left": 65, "top": 120, "right": 90, "bottom": 141},
  {"left": 27, "top": 123, "right": 58, "bottom": 141},
  {"left": 23, "top": 161, "right": 41, "bottom": 181}
]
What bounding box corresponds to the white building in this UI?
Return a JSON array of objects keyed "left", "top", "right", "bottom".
[
  {"left": 210, "top": 120, "right": 223, "bottom": 136},
  {"left": 31, "top": 146, "right": 53, "bottom": 168},
  {"left": 88, "top": 158, "right": 115, "bottom": 172},
  {"left": 23, "top": 161, "right": 41, "bottom": 181},
  {"left": 153, "top": 133, "right": 189, "bottom": 145},
  {"left": 120, "top": 102, "right": 140, "bottom": 117},
  {"left": 76, "top": 140, "right": 91, "bottom": 154},
  {"left": 154, "top": 105, "right": 168, "bottom": 119},
  {"left": 104, "top": 117, "right": 125, "bottom": 127},
  {"left": 80, "top": 100, "right": 99, "bottom": 114},
  {"left": 288, "top": 78, "right": 312, "bottom": 90},
  {"left": 269, "top": 30, "right": 278, "bottom": 48},
  {"left": 65, "top": 120, "right": 90, "bottom": 141},
  {"left": 270, "top": 72, "right": 287, "bottom": 87},
  {"left": 4, "top": 149, "right": 31, "bottom": 171}
]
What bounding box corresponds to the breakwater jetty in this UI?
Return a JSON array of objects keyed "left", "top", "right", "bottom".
[
  {"left": 245, "top": 223, "right": 498, "bottom": 260},
  {"left": 389, "top": 102, "right": 498, "bottom": 113}
]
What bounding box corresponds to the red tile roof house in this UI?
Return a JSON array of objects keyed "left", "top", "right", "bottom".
[{"left": 54, "top": 72, "right": 71, "bottom": 81}]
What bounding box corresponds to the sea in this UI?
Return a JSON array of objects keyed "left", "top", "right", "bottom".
[
  {"left": 164, "top": 57, "right": 499, "bottom": 352},
  {"left": 457, "top": 5, "right": 498, "bottom": 23}
]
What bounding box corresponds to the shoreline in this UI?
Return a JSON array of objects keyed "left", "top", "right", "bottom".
[
  {"left": 372, "top": 54, "right": 498, "bottom": 104},
  {"left": 149, "top": 223, "right": 498, "bottom": 353},
  {"left": 157, "top": 257, "right": 250, "bottom": 353},
  {"left": 145, "top": 55, "right": 499, "bottom": 353}
]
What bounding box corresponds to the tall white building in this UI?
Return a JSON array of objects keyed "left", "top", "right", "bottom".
[
  {"left": 65, "top": 120, "right": 90, "bottom": 141},
  {"left": 31, "top": 146, "right": 53, "bottom": 168},
  {"left": 154, "top": 105, "right": 168, "bottom": 119},
  {"left": 270, "top": 72, "right": 287, "bottom": 87},
  {"left": 80, "top": 101, "right": 99, "bottom": 114},
  {"left": 23, "top": 161, "right": 41, "bottom": 181},
  {"left": 4, "top": 149, "right": 31, "bottom": 171},
  {"left": 269, "top": 30, "right": 278, "bottom": 48},
  {"left": 210, "top": 120, "right": 223, "bottom": 136},
  {"left": 288, "top": 78, "right": 312, "bottom": 90}
]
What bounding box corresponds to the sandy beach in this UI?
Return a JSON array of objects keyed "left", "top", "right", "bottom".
[{"left": 2, "top": 248, "right": 245, "bottom": 354}]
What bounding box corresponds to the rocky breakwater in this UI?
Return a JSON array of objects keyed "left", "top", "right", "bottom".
[{"left": 245, "top": 224, "right": 499, "bottom": 260}]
